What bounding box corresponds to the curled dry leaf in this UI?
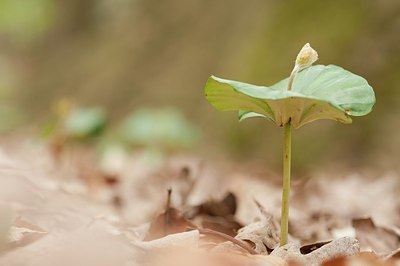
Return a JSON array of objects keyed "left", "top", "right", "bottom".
[
  {"left": 196, "top": 192, "right": 237, "bottom": 217},
  {"left": 185, "top": 192, "right": 242, "bottom": 236},
  {"left": 271, "top": 237, "right": 360, "bottom": 266},
  {"left": 145, "top": 189, "right": 196, "bottom": 240},
  {"left": 234, "top": 201, "right": 280, "bottom": 254}
]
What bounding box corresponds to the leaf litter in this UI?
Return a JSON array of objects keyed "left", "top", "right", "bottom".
[{"left": 0, "top": 142, "right": 399, "bottom": 265}]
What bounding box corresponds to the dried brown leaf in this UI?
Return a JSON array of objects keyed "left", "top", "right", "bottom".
[
  {"left": 352, "top": 217, "right": 400, "bottom": 255},
  {"left": 234, "top": 201, "right": 280, "bottom": 254},
  {"left": 145, "top": 190, "right": 196, "bottom": 240},
  {"left": 186, "top": 192, "right": 242, "bottom": 236},
  {"left": 140, "top": 230, "right": 199, "bottom": 250},
  {"left": 272, "top": 237, "right": 360, "bottom": 266},
  {"left": 143, "top": 247, "right": 286, "bottom": 266},
  {"left": 323, "top": 252, "right": 397, "bottom": 266},
  {"left": 6, "top": 217, "right": 47, "bottom": 251}
]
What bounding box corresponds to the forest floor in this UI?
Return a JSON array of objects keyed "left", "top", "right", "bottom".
[{"left": 0, "top": 140, "right": 399, "bottom": 266}]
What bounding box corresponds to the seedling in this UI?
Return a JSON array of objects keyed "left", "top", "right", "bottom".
[
  {"left": 120, "top": 107, "right": 199, "bottom": 150},
  {"left": 118, "top": 107, "right": 199, "bottom": 167},
  {"left": 43, "top": 100, "right": 107, "bottom": 161},
  {"left": 204, "top": 43, "right": 375, "bottom": 246},
  {"left": 44, "top": 100, "right": 107, "bottom": 141},
  {"left": 63, "top": 106, "right": 107, "bottom": 139}
]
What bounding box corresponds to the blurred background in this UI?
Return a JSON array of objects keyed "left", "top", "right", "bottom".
[{"left": 0, "top": 0, "right": 399, "bottom": 173}]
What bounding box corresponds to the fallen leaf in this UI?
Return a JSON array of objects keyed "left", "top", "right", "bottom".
[
  {"left": 0, "top": 204, "right": 13, "bottom": 249},
  {"left": 271, "top": 237, "right": 360, "bottom": 266},
  {"left": 234, "top": 201, "right": 280, "bottom": 254},
  {"left": 384, "top": 247, "right": 400, "bottom": 261},
  {"left": 352, "top": 217, "right": 400, "bottom": 255},
  {"left": 142, "top": 246, "right": 286, "bottom": 266},
  {"left": 145, "top": 189, "right": 196, "bottom": 240},
  {"left": 140, "top": 230, "right": 199, "bottom": 250},
  {"left": 323, "top": 252, "right": 397, "bottom": 266},
  {"left": 186, "top": 192, "right": 242, "bottom": 236},
  {"left": 6, "top": 217, "right": 47, "bottom": 251}
]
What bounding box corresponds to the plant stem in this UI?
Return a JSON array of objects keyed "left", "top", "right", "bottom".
[
  {"left": 280, "top": 120, "right": 291, "bottom": 246},
  {"left": 287, "top": 66, "right": 298, "bottom": 91},
  {"left": 279, "top": 63, "right": 297, "bottom": 246}
]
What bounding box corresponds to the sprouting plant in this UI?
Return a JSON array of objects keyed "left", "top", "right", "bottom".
[
  {"left": 117, "top": 107, "right": 199, "bottom": 167},
  {"left": 204, "top": 43, "right": 375, "bottom": 246},
  {"left": 43, "top": 99, "right": 107, "bottom": 160},
  {"left": 120, "top": 107, "right": 199, "bottom": 150}
]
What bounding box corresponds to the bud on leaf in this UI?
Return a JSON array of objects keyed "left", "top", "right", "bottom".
[{"left": 295, "top": 43, "right": 318, "bottom": 70}]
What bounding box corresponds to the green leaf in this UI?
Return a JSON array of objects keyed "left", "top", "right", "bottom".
[
  {"left": 205, "top": 65, "right": 375, "bottom": 129},
  {"left": 64, "top": 107, "right": 106, "bottom": 139}
]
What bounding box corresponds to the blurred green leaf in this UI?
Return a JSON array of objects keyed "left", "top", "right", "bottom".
[
  {"left": 64, "top": 107, "right": 106, "bottom": 139},
  {"left": 205, "top": 65, "right": 375, "bottom": 129},
  {"left": 120, "top": 108, "right": 199, "bottom": 149}
]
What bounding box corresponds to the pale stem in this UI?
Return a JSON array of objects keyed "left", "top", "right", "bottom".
[
  {"left": 287, "top": 66, "right": 299, "bottom": 91},
  {"left": 280, "top": 121, "right": 291, "bottom": 246},
  {"left": 280, "top": 64, "right": 297, "bottom": 246}
]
